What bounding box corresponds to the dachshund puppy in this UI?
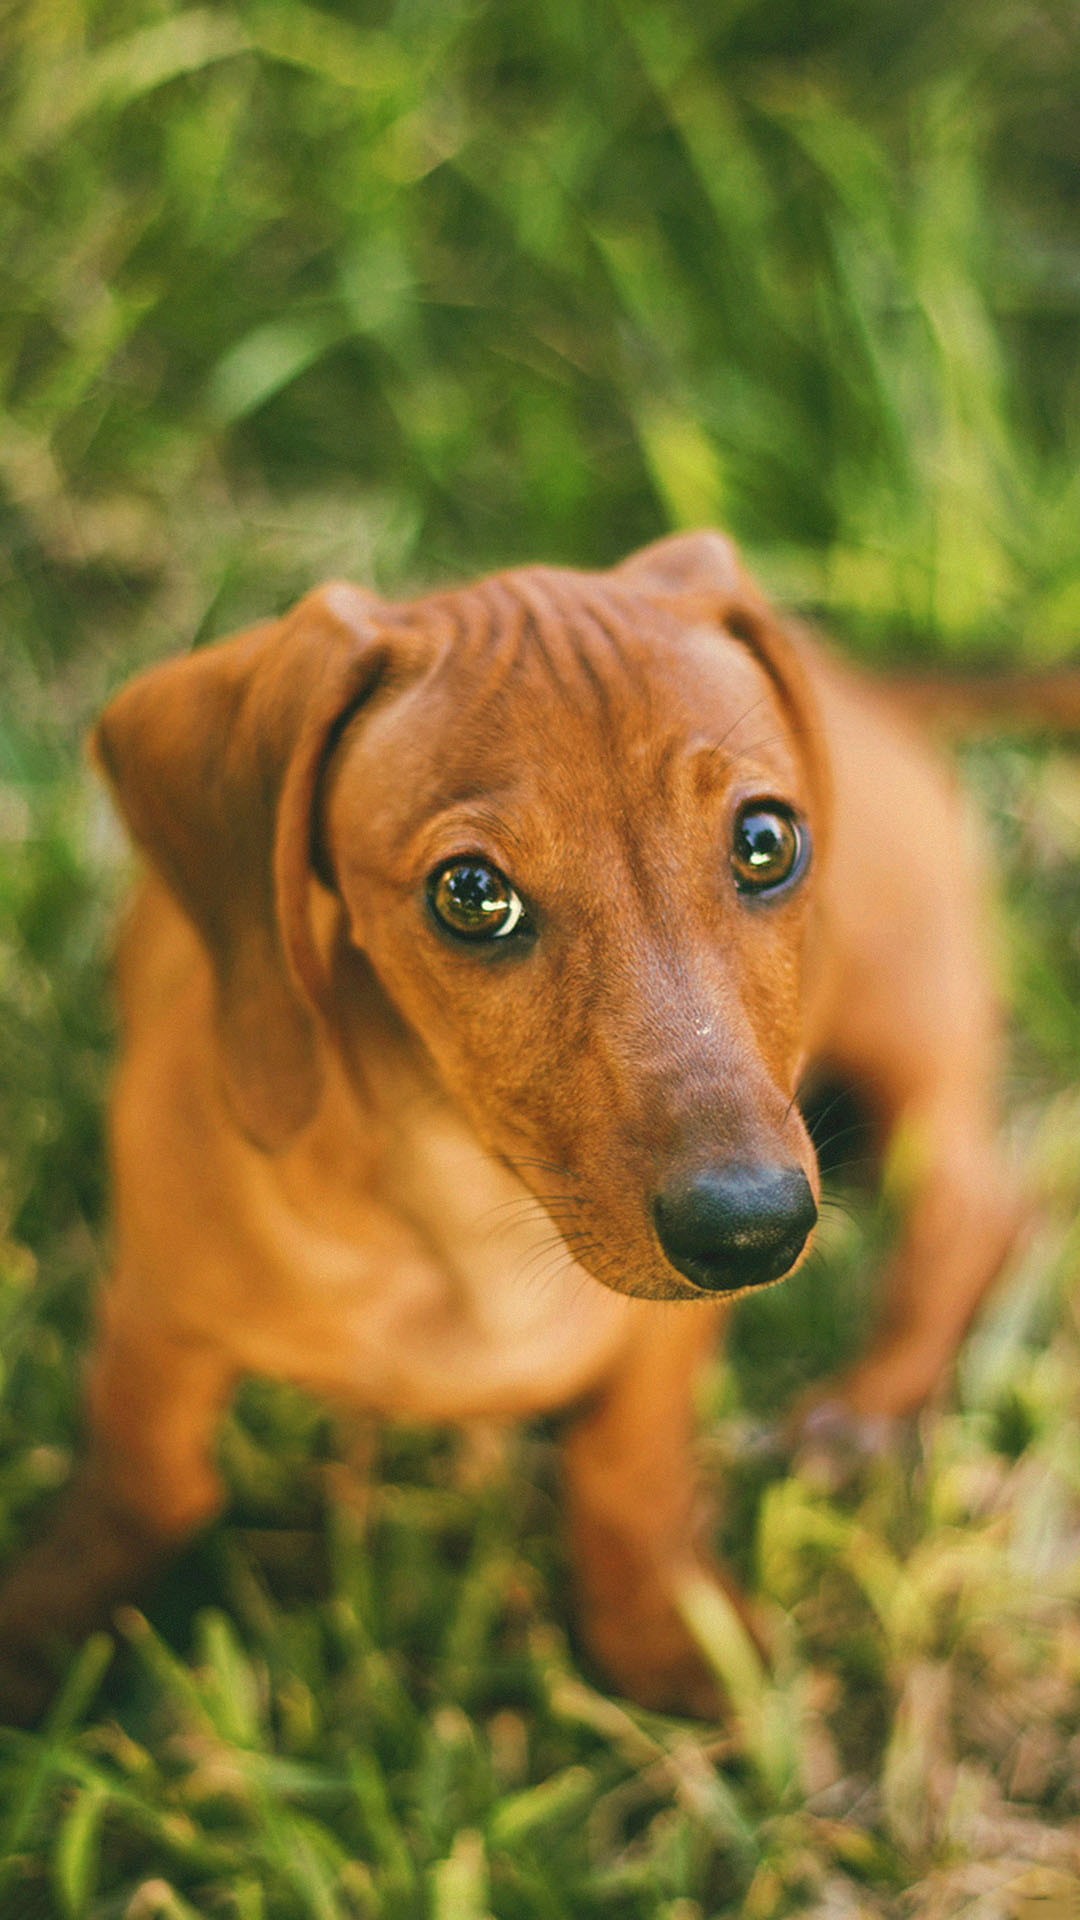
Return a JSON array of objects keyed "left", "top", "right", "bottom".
[{"left": 0, "top": 530, "right": 1056, "bottom": 1721}]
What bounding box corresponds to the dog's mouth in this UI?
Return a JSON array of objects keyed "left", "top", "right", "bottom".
[
  {"left": 522, "top": 1176, "right": 817, "bottom": 1304},
  {"left": 505, "top": 1147, "right": 818, "bottom": 1304}
]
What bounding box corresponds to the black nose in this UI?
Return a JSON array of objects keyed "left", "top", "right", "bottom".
[{"left": 652, "top": 1163, "right": 817, "bottom": 1293}]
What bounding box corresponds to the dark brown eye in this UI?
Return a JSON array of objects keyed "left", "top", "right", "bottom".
[
  {"left": 428, "top": 860, "right": 526, "bottom": 940},
  {"left": 731, "top": 804, "right": 806, "bottom": 895}
]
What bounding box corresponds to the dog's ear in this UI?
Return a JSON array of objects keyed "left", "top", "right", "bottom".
[
  {"left": 617, "top": 530, "right": 832, "bottom": 848},
  {"left": 93, "top": 585, "right": 387, "bottom": 1151},
  {"left": 615, "top": 529, "right": 748, "bottom": 597}
]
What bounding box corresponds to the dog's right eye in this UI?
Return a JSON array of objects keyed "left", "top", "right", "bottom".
[{"left": 427, "top": 860, "right": 526, "bottom": 940}]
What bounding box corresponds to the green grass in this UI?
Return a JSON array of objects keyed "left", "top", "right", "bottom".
[{"left": 2, "top": 0, "right": 1080, "bottom": 1912}]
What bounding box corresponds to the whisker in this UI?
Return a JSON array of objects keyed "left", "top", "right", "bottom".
[
  {"left": 507, "top": 1155, "right": 577, "bottom": 1182},
  {"left": 817, "top": 1154, "right": 879, "bottom": 1180},
  {"left": 518, "top": 1238, "right": 607, "bottom": 1302},
  {"left": 514, "top": 1230, "right": 599, "bottom": 1285},
  {"left": 516, "top": 1250, "right": 574, "bottom": 1302},
  {"left": 476, "top": 1204, "right": 586, "bottom": 1250},
  {"left": 732, "top": 732, "right": 808, "bottom": 763},
  {"left": 476, "top": 1192, "right": 583, "bottom": 1226},
  {"left": 816, "top": 1195, "right": 861, "bottom": 1226},
  {"left": 709, "top": 694, "right": 770, "bottom": 760},
  {"left": 812, "top": 1119, "right": 880, "bottom": 1157},
  {"left": 802, "top": 1085, "right": 855, "bottom": 1145}
]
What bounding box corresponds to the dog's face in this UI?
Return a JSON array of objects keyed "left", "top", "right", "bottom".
[
  {"left": 322, "top": 566, "right": 822, "bottom": 1302},
  {"left": 95, "top": 534, "right": 825, "bottom": 1305}
]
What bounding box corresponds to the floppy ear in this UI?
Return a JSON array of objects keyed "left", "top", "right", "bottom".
[
  {"left": 617, "top": 529, "right": 833, "bottom": 848},
  {"left": 93, "top": 584, "right": 387, "bottom": 1151}
]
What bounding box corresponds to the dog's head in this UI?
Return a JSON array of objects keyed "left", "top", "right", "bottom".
[{"left": 95, "top": 532, "right": 828, "bottom": 1302}]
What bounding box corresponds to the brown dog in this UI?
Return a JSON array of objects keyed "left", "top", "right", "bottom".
[{"left": 0, "top": 529, "right": 1065, "bottom": 1722}]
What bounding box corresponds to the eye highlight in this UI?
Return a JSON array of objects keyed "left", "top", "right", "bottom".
[
  {"left": 731, "top": 802, "right": 807, "bottom": 896},
  {"left": 427, "top": 859, "right": 526, "bottom": 940}
]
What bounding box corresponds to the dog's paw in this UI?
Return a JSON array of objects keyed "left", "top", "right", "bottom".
[
  {"left": 581, "top": 1609, "right": 725, "bottom": 1720},
  {"left": 784, "top": 1395, "right": 913, "bottom": 1491},
  {"left": 578, "top": 1561, "right": 768, "bottom": 1721}
]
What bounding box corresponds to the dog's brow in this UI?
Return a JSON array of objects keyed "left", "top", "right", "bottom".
[
  {"left": 411, "top": 798, "right": 528, "bottom": 867},
  {"left": 462, "top": 807, "right": 525, "bottom": 855}
]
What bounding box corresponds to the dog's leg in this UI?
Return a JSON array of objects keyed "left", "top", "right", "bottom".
[
  {"left": 561, "top": 1301, "right": 740, "bottom": 1715},
  {"left": 0, "top": 1302, "right": 234, "bottom": 1723},
  {"left": 809, "top": 1084, "right": 1022, "bottom": 1434}
]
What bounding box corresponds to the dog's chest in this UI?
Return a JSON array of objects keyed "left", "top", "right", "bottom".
[{"left": 241, "top": 1108, "right": 635, "bottom": 1422}]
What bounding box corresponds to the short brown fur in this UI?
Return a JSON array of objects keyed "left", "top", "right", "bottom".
[{"left": 0, "top": 531, "right": 1058, "bottom": 1721}]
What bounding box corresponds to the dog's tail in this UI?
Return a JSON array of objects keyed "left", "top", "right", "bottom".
[{"left": 886, "top": 664, "right": 1080, "bottom": 739}]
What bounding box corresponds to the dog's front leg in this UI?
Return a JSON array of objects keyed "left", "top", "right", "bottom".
[
  {"left": 808, "top": 1089, "right": 1023, "bottom": 1436},
  {"left": 561, "top": 1300, "right": 735, "bottom": 1717},
  {"left": 0, "top": 1300, "right": 234, "bottom": 1723}
]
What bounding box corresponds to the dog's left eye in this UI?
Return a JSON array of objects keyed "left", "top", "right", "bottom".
[
  {"left": 731, "top": 803, "right": 806, "bottom": 895},
  {"left": 427, "top": 860, "right": 526, "bottom": 940}
]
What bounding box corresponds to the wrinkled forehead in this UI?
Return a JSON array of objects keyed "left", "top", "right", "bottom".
[{"left": 328, "top": 570, "right": 807, "bottom": 860}]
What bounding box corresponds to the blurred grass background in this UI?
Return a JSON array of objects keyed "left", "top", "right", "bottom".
[{"left": 2, "top": 1, "right": 1080, "bottom": 1914}]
